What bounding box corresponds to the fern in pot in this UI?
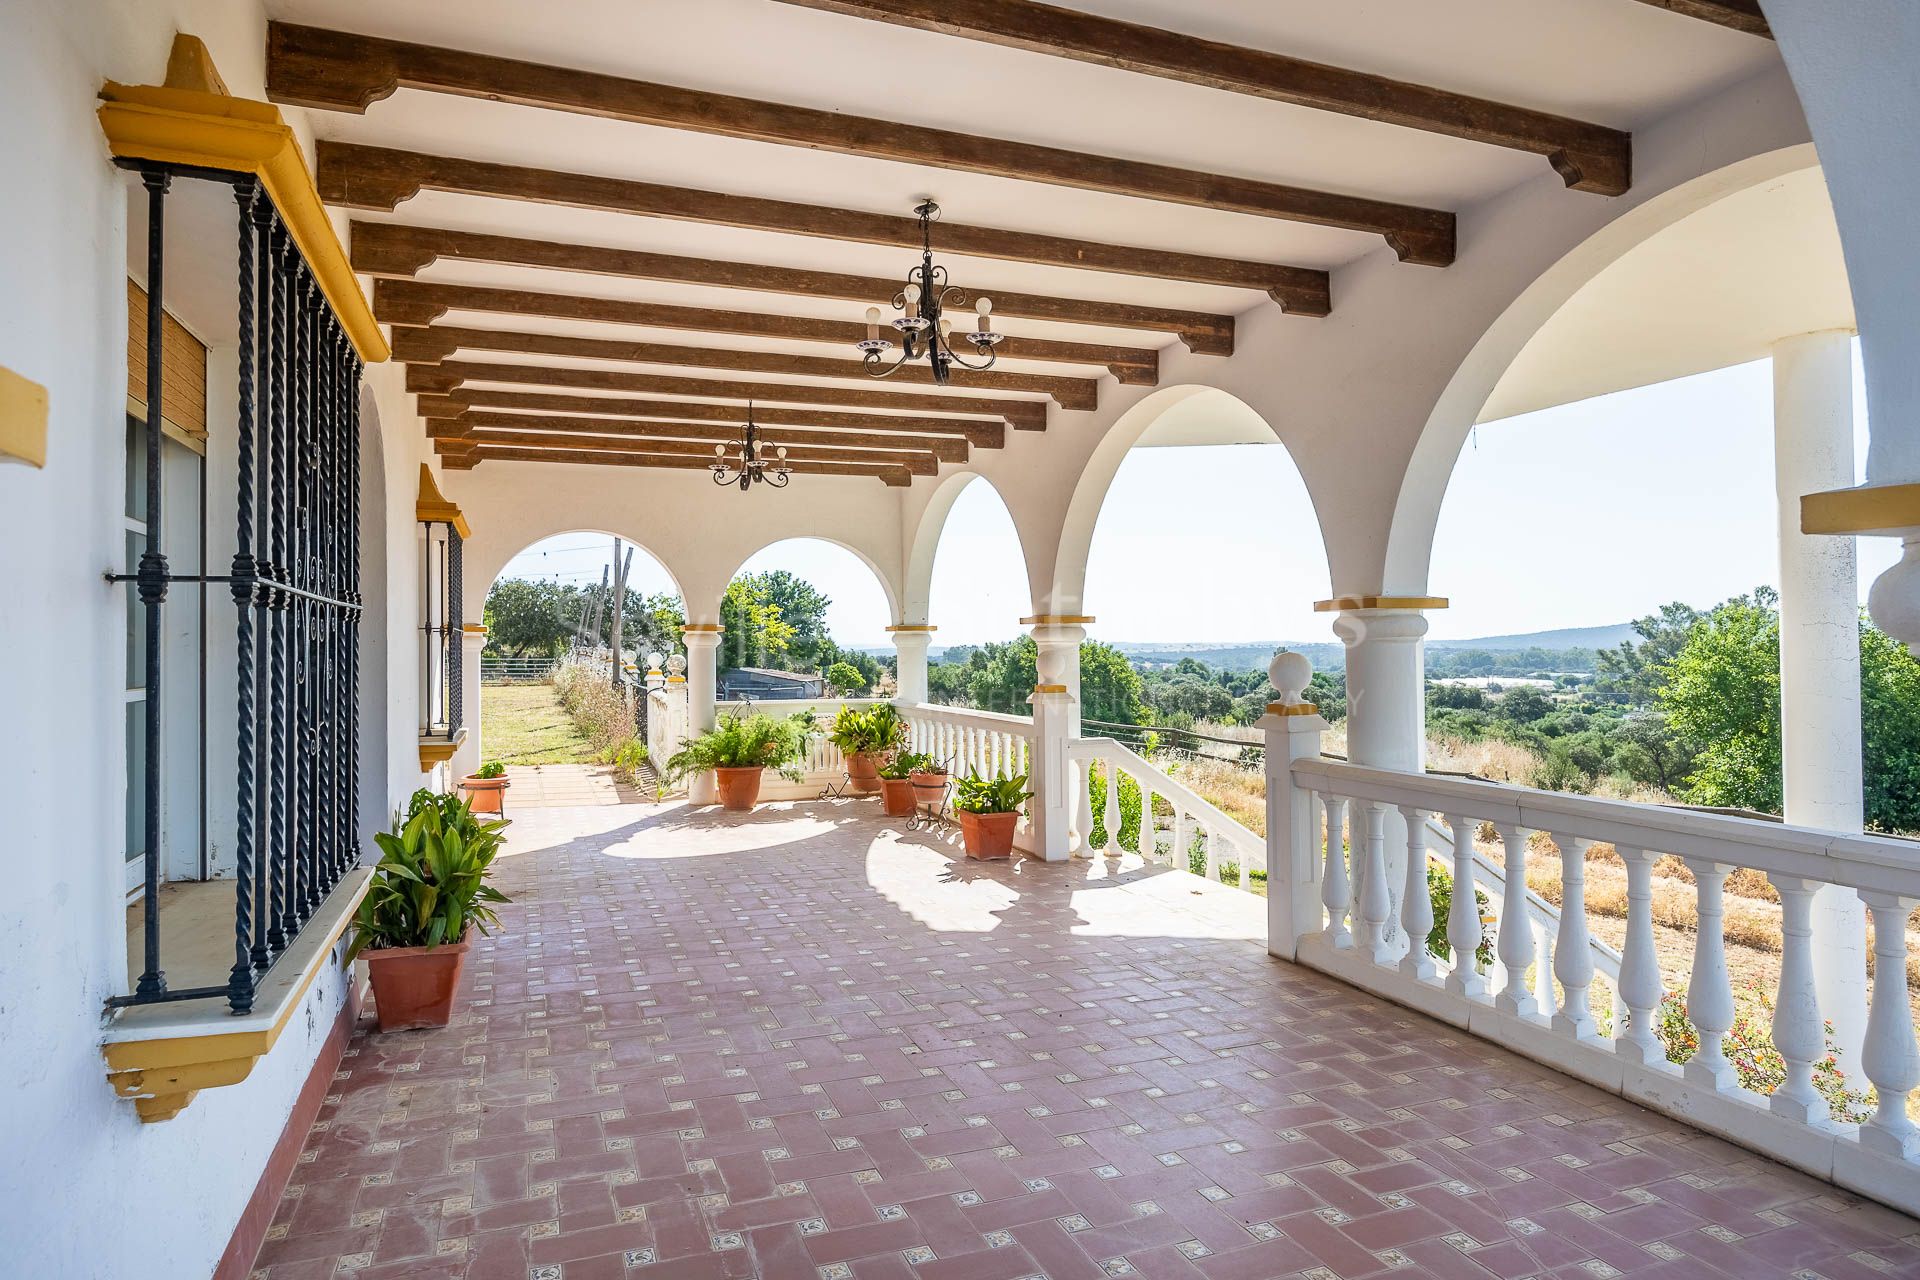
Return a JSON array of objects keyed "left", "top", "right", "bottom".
[
  {"left": 665, "top": 712, "right": 805, "bottom": 811},
  {"left": 349, "top": 789, "right": 512, "bottom": 1032}
]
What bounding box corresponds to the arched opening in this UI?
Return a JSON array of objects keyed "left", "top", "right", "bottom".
[
  {"left": 722, "top": 537, "right": 897, "bottom": 701},
  {"left": 913, "top": 473, "right": 1033, "bottom": 715}
]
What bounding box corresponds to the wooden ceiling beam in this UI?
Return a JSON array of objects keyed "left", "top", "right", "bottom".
[
  {"left": 373, "top": 278, "right": 1158, "bottom": 383},
  {"left": 432, "top": 427, "right": 943, "bottom": 474},
  {"left": 425, "top": 411, "right": 972, "bottom": 462},
  {"left": 318, "top": 143, "right": 1335, "bottom": 305},
  {"left": 389, "top": 324, "right": 1099, "bottom": 410},
  {"left": 764, "top": 0, "right": 1634, "bottom": 195},
  {"left": 405, "top": 360, "right": 1050, "bottom": 429},
  {"left": 447, "top": 442, "right": 915, "bottom": 486},
  {"left": 1627, "top": 0, "right": 1770, "bottom": 38},
  {"left": 273, "top": 22, "right": 1453, "bottom": 261},
  {"left": 414, "top": 388, "right": 1007, "bottom": 446},
  {"left": 350, "top": 222, "right": 1242, "bottom": 353}
]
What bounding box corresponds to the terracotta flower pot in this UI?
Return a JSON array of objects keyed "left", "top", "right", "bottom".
[
  {"left": 363, "top": 940, "right": 470, "bottom": 1032},
  {"left": 909, "top": 770, "right": 949, "bottom": 811},
  {"left": 844, "top": 751, "right": 884, "bottom": 795},
  {"left": 958, "top": 809, "right": 1019, "bottom": 860},
  {"left": 879, "top": 775, "right": 917, "bottom": 817},
  {"left": 460, "top": 774, "right": 509, "bottom": 815},
  {"left": 714, "top": 765, "right": 765, "bottom": 811}
]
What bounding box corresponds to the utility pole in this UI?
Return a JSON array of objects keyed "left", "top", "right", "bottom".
[
  {"left": 586, "top": 563, "right": 609, "bottom": 649},
  {"left": 609, "top": 540, "right": 633, "bottom": 691}
]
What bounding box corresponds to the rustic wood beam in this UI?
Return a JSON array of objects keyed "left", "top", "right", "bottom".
[
  {"left": 1627, "top": 0, "right": 1770, "bottom": 38},
  {"left": 406, "top": 360, "right": 1050, "bottom": 429},
  {"left": 350, "top": 222, "right": 1245, "bottom": 352},
  {"left": 433, "top": 426, "right": 943, "bottom": 474},
  {"left": 414, "top": 388, "right": 1007, "bottom": 447},
  {"left": 273, "top": 22, "right": 1454, "bottom": 260},
  {"left": 427, "top": 411, "right": 971, "bottom": 463},
  {"left": 389, "top": 324, "right": 1099, "bottom": 410},
  {"left": 373, "top": 278, "right": 1158, "bottom": 383},
  {"left": 318, "top": 143, "right": 1337, "bottom": 302},
  {"left": 449, "top": 442, "right": 915, "bottom": 486},
  {"left": 762, "top": 0, "right": 1633, "bottom": 195}
]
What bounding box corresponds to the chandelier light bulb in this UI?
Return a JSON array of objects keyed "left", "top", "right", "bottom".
[
  {"left": 976, "top": 296, "right": 992, "bottom": 317},
  {"left": 714, "top": 444, "right": 725, "bottom": 458},
  {"left": 776, "top": 446, "right": 788, "bottom": 460},
  {"left": 939, "top": 316, "right": 954, "bottom": 338}
]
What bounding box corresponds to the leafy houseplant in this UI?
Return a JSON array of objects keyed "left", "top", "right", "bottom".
[
  {"left": 951, "top": 770, "right": 1032, "bottom": 859},
  {"left": 350, "top": 789, "right": 511, "bottom": 1031},
  {"left": 877, "top": 749, "right": 934, "bottom": 817},
  {"left": 907, "top": 752, "right": 951, "bottom": 812},
  {"left": 828, "top": 704, "right": 906, "bottom": 795},
  {"left": 460, "top": 759, "right": 510, "bottom": 814},
  {"left": 665, "top": 712, "right": 805, "bottom": 811}
]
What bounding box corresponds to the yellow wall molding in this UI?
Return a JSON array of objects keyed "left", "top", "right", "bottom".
[
  {"left": 415, "top": 464, "right": 471, "bottom": 537},
  {"left": 103, "top": 868, "right": 371, "bottom": 1122},
  {"left": 97, "top": 45, "right": 388, "bottom": 364},
  {"left": 0, "top": 366, "right": 49, "bottom": 468},
  {"left": 1021, "top": 615, "right": 1096, "bottom": 626},
  {"left": 681, "top": 623, "right": 725, "bottom": 633},
  {"left": 461, "top": 623, "right": 489, "bottom": 634},
  {"left": 885, "top": 624, "right": 937, "bottom": 633},
  {"left": 1313, "top": 595, "right": 1449, "bottom": 612},
  {"left": 1802, "top": 483, "right": 1920, "bottom": 537}
]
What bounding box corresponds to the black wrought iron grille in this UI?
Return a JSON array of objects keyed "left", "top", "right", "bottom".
[{"left": 110, "top": 160, "right": 364, "bottom": 1014}]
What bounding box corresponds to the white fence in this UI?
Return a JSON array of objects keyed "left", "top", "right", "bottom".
[
  {"left": 1276, "top": 752, "right": 1920, "bottom": 1215},
  {"left": 1069, "top": 736, "right": 1266, "bottom": 885}
]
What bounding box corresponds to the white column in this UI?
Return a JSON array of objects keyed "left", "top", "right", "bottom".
[
  {"left": 1774, "top": 331, "right": 1868, "bottom": 1072},
  {"left": 1329, "top": 601, "right": 1437, "bottom": 963},
  {"left": 889, "top": 625, "right": 934, "bottom": 705},
  {"left": 1025, "top": 618, "right": 1085, "bottom": 861},
  {"left": 450, "top": 624, "right": 488, "bottom": 780},
  {"left": 683, "top": 627, "right": 722, "bottom": 805},
  {"left": 1261, "top": 651, "right": 1328, "bottom": 961}
]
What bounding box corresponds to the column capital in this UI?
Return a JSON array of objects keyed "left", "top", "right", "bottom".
[
  {"left": 886, "top": 623, "right": 937, "bottom": 633},
  {"left": 1313, "top": 595, "right": 1447, "bottom": 612},
  {"left": 681, "top": 626, "right": 723, "bottom": 650}
]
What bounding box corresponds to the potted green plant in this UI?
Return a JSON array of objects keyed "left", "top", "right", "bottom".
[
  {"left": 909, "top": 754, "right": 951, "bottom": 812},
  {"left": 951, "top": 770, "right": 1032, "bottom": 860},
  {"left": 827, "top": 704, "right": 905, "bottom": 795},
  {"left": 460, "top": 759, "right": 509, "bottom": 815},
  {"left": 665, "top": 712, "right": 805, "bottom": 811},
  {"left": 877, "top": 750, "right": 933, "bottom": 817},
  {"left": 349, "top": 789, "right": 511, "bottom": 1032}
]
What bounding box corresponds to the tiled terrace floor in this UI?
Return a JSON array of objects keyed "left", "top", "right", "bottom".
[{"left": 257, "top": 801, "right": 1920, "bottom": 1280}]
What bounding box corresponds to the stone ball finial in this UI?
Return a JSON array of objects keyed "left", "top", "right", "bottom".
[
  {"left": 646, "top": 650, "right": 664, "bottom": 670},
  {"left": 1270, "top": 649, "right": 1312, "bottom": 705},
  {"left": 666, "top": 652, "right": 687, "bottom": 677}
]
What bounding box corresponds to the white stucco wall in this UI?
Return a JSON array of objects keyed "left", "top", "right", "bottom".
[{"left": 0, "top": 3, "right": 438, "bottom": 1275}]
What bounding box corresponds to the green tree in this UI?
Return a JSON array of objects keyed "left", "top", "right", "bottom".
[
  {"left": 1854, "top": 621, "right": 1920, "bottom": 830},
  {"left": 1659, "top": 589, "right": 1781, "bottom": 814},
  {"left": 483, "top": 578, "right": 579, "bottom": 657},
  {"left": 719, "top": 577, "right": 797, "bottom": 674},
  {"left": 1596, "top": 601, "right": 1704, "bottom": 706},
  {"left": 749, "top": 570, "right": 833, "bottom": 670},
  {"left": 824, "top": 661, "right": 867, "bottom": 695}
]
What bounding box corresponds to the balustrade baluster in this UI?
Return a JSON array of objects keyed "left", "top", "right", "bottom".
[
  {"left": 1534, "top": 919, "right": 1557, "bottom": 1019},
  {"left": 1552, "top": 835, "right": 1596, "bottom": 1039},
  {"left": 1358, "top": 802, "right": 1392, "bottom": 964},
  {"left": 1495, "top": 823, "right": 1537, "bottom": 1018},
  {"left": 1444, "top": 813, "right": 1485, "bottom": 998},
  {"left": 1173, "top": 806, "right": 1188, "bottom": 877},
  {"left": 1103, "top": 761, "right": 1122, "bottom": 855},
  {"left": 1859, "top": 890, "right": 1920, "bottom": 1157},
  {"left": 1768, "top": 874, "right": 1826, "bottom": 1123},
  {"left": 1203, "top": 824, "right": 1218, "bottom": 882},
  {"left": 1681, "top": 858, "right": 1737, "bottom": 1090},
  {"left": 1399, "top": 806, "right": 1436, "bottom": 981},
  {"left": 1321, "top": 796, "right": 1352, "bottom": 949},
  {"left": 1615, "top": 845, "right": 1663, "bottom": 1063},
  {"left": 1138, "top": 785, "right": 1156, "bottom": 860},
  {"left": 1076, "top": 759, "right": 1096, "bottom": 852}
]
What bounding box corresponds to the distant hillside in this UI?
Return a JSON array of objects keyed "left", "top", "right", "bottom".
[{"left": 1427, "top": 623, "right": 1635, "bottom": 651}]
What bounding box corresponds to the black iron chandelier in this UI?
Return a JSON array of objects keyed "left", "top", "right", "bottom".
[
  {"left": 857, "top": 201, "right": 1002, "bottom": 384},
  {"left": 709, "top": 402, "right": 792, "bottom": 490}
]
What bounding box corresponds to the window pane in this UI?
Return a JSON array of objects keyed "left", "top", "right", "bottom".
[
  {"left": 125, "top": 528, "right": 146, "bottom": 690},
  {"left": 125, "top": 700, "right": 145, "bottom": 865},
  {"left": 125, "top": 414, "right": 148, "bottom": 523}
]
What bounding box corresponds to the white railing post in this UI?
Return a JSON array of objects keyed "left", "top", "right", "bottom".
[
  {"left": 1139, "top": 783, "right": 1158, "bottom": 860},
  {"left": 1615, "top": 845, "right": 1664, "bottom": 1065},
  {"left": 1321, "top": 796, "right": 1352, "bottom": 951},
  {"left": 1494, "top": 824, "right": 1538, "bottom": 1019},
  {"left": 1358, "top": 801, "right": 1393, "bottom": 965},
  {"left": 1682, "top": 858, "right": 1738, "bottom": 1091},
  {"left": 1859, "top": 890, "right": 1920, "bottom": 1158},
  {"left": 1261, "top": 651, "right": 1328, "bottom": 961},
  {"left": 1443, "top": 813, "right": 1485, "bottom": 999},
  {"left": 1102, "top": 759, "right": 1122, "bottom": 855},
  {"left": 1074, "top": 757, "right": 1095, "bottom": 853},
  {"left": 1552, "top": 835, "right": 1597, "bottom": 1040},
  {"left": 1769, "top": 874, "right": 1827, "bottom": 1123},
  {"left": 1399, "top": 805, "right": 1436, "bottom": 982}
]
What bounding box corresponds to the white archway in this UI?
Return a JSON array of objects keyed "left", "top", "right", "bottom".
[{"left": 904, "top": 470, "right": 1032, "bottom": 628}]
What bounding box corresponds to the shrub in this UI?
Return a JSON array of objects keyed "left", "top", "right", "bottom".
[
  {"left": 1425, "top": 862, "right": 1494, "bottom": 969},
  {"left": 607, "top": 738, "right": 648, "bottom": 786},
  {"left": 1655, "top": 984, "right": 1872, "bottom": 1123},
  {"left": 827, "top": 703, "right": 906, "bottom": 755},
  {"left": 350, "top": 789, "right": 510, "bottom": 959},
  {"left": 824, "top": 661, "right": 868, "bottom": 695},
  {"left": 553, "top": 655, "right": 639, "bottom": 757},
  {"left": 665, "top": 713, "right": 805, "bottom": 781}
]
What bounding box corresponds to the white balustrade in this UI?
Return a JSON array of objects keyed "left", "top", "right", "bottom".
[
  {"left": 1552, "top": 835, "right": 1597, "bottom": 1040},
  {"left": 1615, "top": 845, "right": 1664, "bottom": 1065},
  {"left": 1495, "top": 823, "right": 1538, "bottom": 1019},
  {"left": 1064, "top": 736, "right": 1266, "bottom": 889},
  {"left": 892, "top": 702, "right": 1035, "bottom": 826}
]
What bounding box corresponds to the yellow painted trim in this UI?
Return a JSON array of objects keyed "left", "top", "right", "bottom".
[
  {"left": 97, "top": 73, "right": 388, "bottom": 364},
  {"left": 1266, "top": 701, "right": 1320, "bottom": 716},
  {"left": 461, "top": 623, "right": 489, "bottom": 634},
  {"left": 103, "top": 868, "right": 371, "bottom": 1122},
  {"left": 417, "top": 727, "right": 467, "bottom": 771},
  {"left": 1801, "top": 483, "right": 1920, "bottom": 537},
  {"left": 164, "top": 34, "right": 230, "bottom": 96},
  {"left": 681, "top": 623, "right": 726, "bottom": 633},
  {"left": 1034, "top": 683, "right": 1069, "bottom": 694},
  {"left": 416, "top": 464, "right": 472, "bottom": 538},
  {"left": 1313, "top": 596, "right": 1449, "bottom": 612},
  {"left": 666, "top": 675, "right": 686, "bottom": 684},
  {"left": 0, "top": 365, "right": 49, "bottom": 468},
  {"left": 885, "top": 624, "right": 938, "bottom": 633},
  {"left": 1021, "top": 615, "right": 1096, "bottom": 626}
]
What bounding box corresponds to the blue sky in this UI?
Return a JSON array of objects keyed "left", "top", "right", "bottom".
[{"left": 501, "top": 346, "right": 1891, "bottom": 648}]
